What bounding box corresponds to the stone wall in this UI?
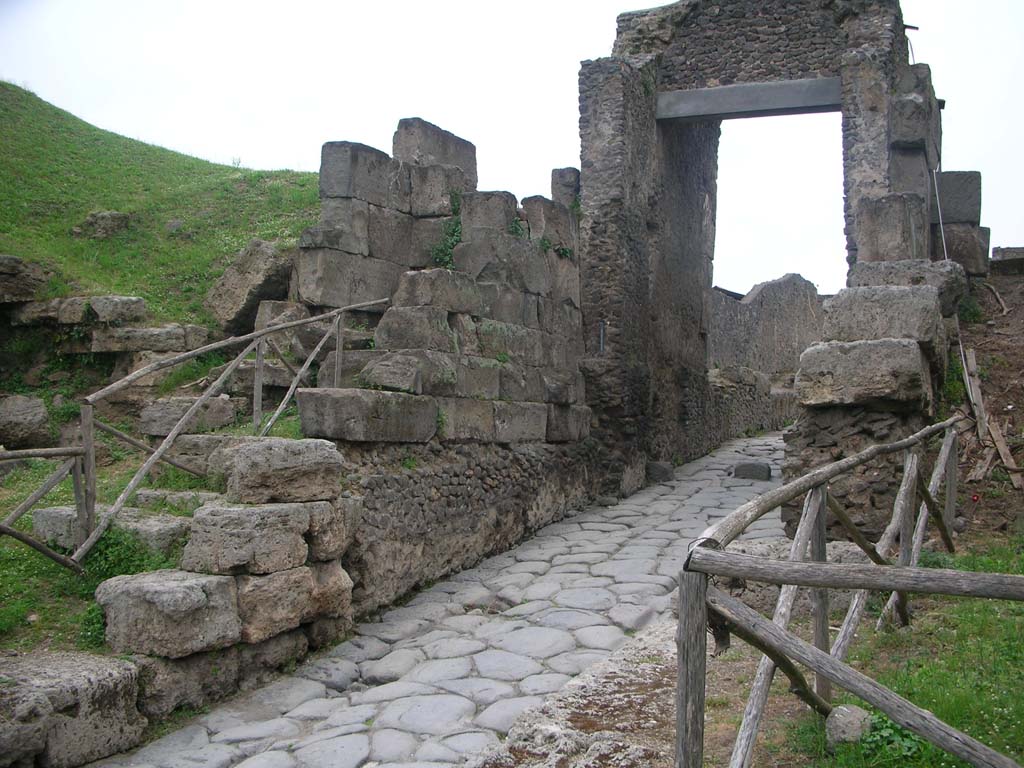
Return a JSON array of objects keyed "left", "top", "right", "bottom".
[{"left": 707, "top": 275, "right": 824, "bottom": 374}]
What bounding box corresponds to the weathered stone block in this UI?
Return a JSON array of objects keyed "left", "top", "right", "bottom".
[
  {"left": 138, "top": 394, "right": 236, "bottom": 437},
  {"left": 88, "top": 324, "right": 207, "bottom": 353},
  {"left": 992, "top": 247, "right": 1024, "bottom": 275},
  {"left": 537, "top": 297, "right": 582, "bottom": 339},
  {"left": 236, "top": 567, "right": 315, "bottom": 643},
  {"left": 541, "top": 369, "right": 584, "bottom": 404},
  {"left": 294, "top": 249, "right": 404, "bottom": 309},
  {"left": 206, "top": 239, "right": 294, "bottom": 334},
  {"left": 500, "top": 364, "right": 545, "bottom": 402},
  {"left": 855, "top": 193, "right": 929, "bottom": 263},
  {"left": 796, "top": 340, "right": 932, "bottom": 409},
  {"left": 480, "top": 284, "right": 540, "bottom": 328},
  {"left": 461, "top": 191, "right": 518, "bottom": 233},
  {"left": 476, "top": 319, "right": 546, "bottom": 367},
  {"left": 299, "top": 224, "right": 368, "bottom": 256},
  {"left": 0, "top": 394, "right": 49, "bottom": 448},
  {"left": 891, "top": 64, "right": 940, "bottom": 168},
  {"left": 846, "top": 259, "right": 967, "bottom": 317},
  {"left": 393, "top": 117, "right": 478, "bottom": 188},
  {"left": 522, "top": 196, "right": 576, "bottom": 254},
  {"left": 409, "top": 164, "right": 470, "bottom": 217},
  {"left": 450, "top": 313, "right": 480, "bottom": 355},
  {"left": 0, "top": 254, "right": 45, "bottom": 303},
  {"left": 0, "top": 653, "right": 146, "bottom": 768},
  {"left": 393, "top": 268, "right": 483, "bottom": 314},
  {"left": 317, "top": 349, "right": 384, "bottom": 388},
  {"left": 359, "top": 350, "right": 499, "bottom": 400},
  {"left": 647, "top": 461, "right": 674, "bottom": 482},
  {"left": 317, "top": 198, "right": 370, "bottom": 253},
  {"left": 224, "top": 438, "right": 343, "bottom": 504},
  {"left": 319, "top": 141, "right": 410, "bottom": 212},
  {"left": 545, "top": 250, "right": 582, "bottom": 307},
  {"left": 308, "top": 496, "right": 360, "bottom": 561},
  {"left": 375, "top": 305, "right": 458, "bottom": 352},
  {"left": 209, "top": 358, "right": 295, "bottom": 394},
  {"left": 823, "top": 286, "right": 945, "bottom": 363},
  {"left": 180, "top": 502, "right": 313, "bottom": 575},
  {"left": 307, "top": 560, "right": 354, "bottom": 621},
  {"left": 116, "top": 509, "right": 191, "bottom": 556},
  {"left": 550, "top": 167, "right": 580, "bottom": 210},
  {"left": 935, "top": 223, "right": 989, "bottom": 276},
  {"left": 545, "top": 405, "right": 590, "bottom": 443},
  {"left": 437, "top": 397, "right": 495, "bottom": 442},
  {"left": 494, "top": 401, "right": 547, "bottom": 443},
  {"left": 296, "top": 388, "right": 438, "bottom": 442},
  {"left": 409, "top": 216, "right": 451, "bottom": 268},
  {"left": 95, "top": 570, "right": 241, "bottom": 658},
  {"left": 132, "top": 647, "right": 241, "bottom": 718},
  {"left": 366, "top": 204, "right": 418, "bottom": 266},
  {"left": 109, "top": 350, "right": 181, "bottom": 388},
  {"left": 453, "top": 233, "right": 552, "bottom": 295},
  {"left": 734, "top": 462, "right": 772, "bottom": 480},
  {"left": 931, "top": 171, "right": 981, "bottom": 225}
]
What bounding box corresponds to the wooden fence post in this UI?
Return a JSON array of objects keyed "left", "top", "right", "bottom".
[
  {"left": 945, "top": 435, "right": 958, "bottom": 530},
  {"left": 810, "top": 487, "right": 831, "bottom": 703},
  {"left": 334, "top": 314, "right": 344, "bottom": 387},
  {"left": 79, "top": 404, "right": 97, "bottom": 543},
  {"left": 676, "top": 569, "right": 707, "bottom": 768},
  {"left": 253, "top": 339, "right": 265, "bottom": 431}
]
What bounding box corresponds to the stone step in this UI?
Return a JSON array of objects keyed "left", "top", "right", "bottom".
[
  {"left": 33, "top": 505, "right": 190, "bottom": 556},
  {"left": 58, "top": 323, "right": 211, "bottom": 354},
  {"left": 9, "top": 295, "right": 148, "bottom": 326},
  {"left": 138, "top": 394, "right": 238, "bottom": 437}
]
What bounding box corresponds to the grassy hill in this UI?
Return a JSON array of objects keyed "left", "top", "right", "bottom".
[{"left": 0, "top": 81, "right": 318, "bottom": 323}]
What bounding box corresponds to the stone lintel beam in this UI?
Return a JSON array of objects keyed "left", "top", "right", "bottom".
[{"left": 656, "top": 77, "right": 841, "bottom": 122}]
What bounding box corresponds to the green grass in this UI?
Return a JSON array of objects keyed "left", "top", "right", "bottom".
[
  {"left": 783, "top": 536, "right": 1024, "bottom": 767},
  {"left": 0, "top": 81, "right": 319, "bottom": 324}
]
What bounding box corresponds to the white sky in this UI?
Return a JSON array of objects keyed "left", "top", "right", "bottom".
[{"left": 1, "top": 0, "right": 1021, "bottom": 296}]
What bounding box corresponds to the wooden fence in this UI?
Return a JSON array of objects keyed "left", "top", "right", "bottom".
[
  {"left": 675, "top": 413, "right": 1024, "bottom": 768},
  {"left": 0, "top": 297, "right": 389, "bottom": 571}
]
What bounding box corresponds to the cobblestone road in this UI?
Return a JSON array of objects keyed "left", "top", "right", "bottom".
[{"left": 97, "top": 434, "right": 784, "bottom": 768}]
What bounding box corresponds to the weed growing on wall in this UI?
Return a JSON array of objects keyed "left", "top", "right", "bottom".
[{"left": 430, "top": 190, "right": 462, "bottom": 269}]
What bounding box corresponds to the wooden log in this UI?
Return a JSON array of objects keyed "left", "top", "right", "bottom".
[
  {"left": 825, "top": 493, "right": 888, "bottom": 566},
  {"left": 93, "top": 420, "right": 205, "bottom": 477},
  {"left": 334, "top": 314, "right": 344, "bottom": 387},
  {"left": 0, "top": 524, "right": 85, "bottom": 574},
  {"left": 266, "top": 338, "right": 307, "bottom": 383},
  {"left": 810, "top": 488, "right": 831, "bottom": 702},
  {"left": 981, "top": 282, "right": 1010, "bottom": 315},
  {"left": 966, "top": 349, "right": 989, "bottom": 442},
  {"left": 259, "top": 322, "right": 334, "bottom": 437},
  {"left": 686, "top": 549, "right": 1024, "bottom": 602},
  {"left": 0, "top": 446, "right": 85, "bottom": 463},
  {"left": 2, "top": 458, "right": 75, "bottom": 527},
  {"left": 707, "top": 587, "right": 1021, "bottom": 768},
  {"left": 945, "top": 437, "right": 958, "bottom": 529},
  {"left": 675, "top": 571, "right": 707, "bottom": 768},
  {"left": 253, "top": 339, "right": 264, "bottom": 431},
  {"left": 967, "top": 446, "right": 997, "bottom": 483},
  {"left": 700, "top": 415, "right": 963, "bottom": 549},
  {"left": 729, "top": 487, "right": 825, "bottom": 768},
  {"left": 989, "top": 419, "right": 1024, "bottom": 491},
  {"left": 71, "top": 457, "right": 87, "bottom": 548},
  {"left": 79, "top": 404, "right": 97, "bottom": 544},
  {"left": 73, "top": 339, "right": 259, "bottom": 563},
  {"left": 85, "top": 297, "right": 389, "bottom": 404},
  {"left": 917, "top": 469, "right": 955, "bottom": 552}
]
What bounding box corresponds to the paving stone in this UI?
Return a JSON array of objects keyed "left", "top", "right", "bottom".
[
  {"left": 440, "top": 730, "right": 501, "bottom": 754},
  {"left": 370, "top": 729, "right": 418, "bottom": 762},
  {"left": 474, "top": 696, "right": 544, "bottom": 734},
  {"left": 317, "top": 703, "right": 378, "bottom": 729},
  {"left": 329, "top": 636, "right": 390, "bottom": 663},
  {"left": 422, "top": 637, "right": 486, "bottom": 659},
  {"left": 415, "top": 741, "right": 461, "bottom": 762},
  {"left": 248, "top": 678, "right": 327, "bottom": 716},
  {"left": 502, "top": 600, "right": 553, "bottom": 617},
  {"left": 472, "top": 650, "right": 543, "bottom": 681},
  {"left": 296, "top": 658, "right": 359, "bottom": 691},
  {"left": 212, "top": 718, "right": 300, "bottom": 744},
  {"left": 608, "top": 603, "right": 656, "bottom": 631},
  {"left": 284, "top": 698, "right": 347, "bottom": 721},
  {"left": 436, "top": 677, "right": 516, "bottom": 706},
  {"left": 292, "top": 733, "right": 369, "bottom": 768},
  {"left": 236, "top": 752, "right": 296, "bottom": 768},
  {"left": 552, "top": 588, "right": 616, "bottom": 611},
  {"left": 357, "top": 619, "right": 432, "bottom": 642},
  {"left": 489, "top": 626, "right": 576, "bottom": 659},
  {"left": 574, "top": 625, "right": 627, "bottom": 651},
  {"left": 160, "top": 743, "right": 240, "bottom": 768},
  {"left": 534, "top": 609, "right": 609, "bottom": 630},
  {"left": 375, "top": 694, "right": 476, "bottom": 735},
  {"left": 590, "top": 559, "right": 657, "bottom": 579},
  {"left": 349, "top": 682, "right": 437, "bottom": 705},
  {"left": 403, "top": 657, "right": 474, "bottom": 684},
  {"left": 396, "top": 630, "right": 459, "bottom": 650},
  {"left": 518, "top": 673, "right": 571, "bottom": 695},
  {"left": 546, "top": 650, "right": 609, "bottom": 676},
  {"left": 473, "top": 619, "right": 529, "bottom": 641},
  {"left": 361, "top": 648, "right": 427, "bottom": 684}
]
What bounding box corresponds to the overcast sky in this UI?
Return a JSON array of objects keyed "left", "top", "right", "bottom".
[{"left": 1, "top": 0, "right": 1020, "bottom": 295}]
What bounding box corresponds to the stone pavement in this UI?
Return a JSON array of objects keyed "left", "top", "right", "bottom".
[{"left": 96, "top": 434, "right": 784, "bottom": 768}]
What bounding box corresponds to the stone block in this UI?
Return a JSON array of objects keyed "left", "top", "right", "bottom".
[
  {"left": 734, "top": 462, "right": 772, "bottom": 480},
  {"left": 237, "top": 630, "right": 310, "bottom": 687},
  {"left": 846, "top": 259, "right": 967, "bottom": 317},
  {"left": 318, "top": 349, "right": 384, "bottom": 388},
  {"left": 0, "top": 653, "right": 146, "bottom": 768},
  {"left": 299, "top": 224, "right": 368, "bottom": 256},
  {"left": 116, "top": 509, "right": 191, "bottom": 556},
  {"left": 436, "top": 397, "right": 495, "bottom": 442},
  {"left": 308, "top": 496, "right": 361, "bottom": 561},
  {"left": 475, "top": 319, "right": 546, "bottom": 367},
  {"left": 889, "top": 147, "right": 931, "bottom": 199},
  {"left": 393, "top": 268, "right": 483, "bottom": 314},
  {"left": 410, "top": 216, "right": 452, "bottom": 268},
  {"left": 522, "top": 196, "right": 576, "bottom": 254},
  {"left": 500, "top": 364, "right": 545, "bottom": 403},
  {"left": 646, "top": 461, "right": 674, "bottom": 482},
  {"left": 0, "top": 394, "right": 49, "bottom": 448},
  {"left": 205, "top": 239, "right": 294, "bottom": 335},
  {"left": 931, "top": 171, "right": 981, "bottom": 225},
  {"left": 180, "top": 502, "right": 313, "bottom": 575},
  {"left": 494, "top": 401, "right": 547, "bottom": 443},
  {"left": 209, "top": 358, "right": 296, "bottom": 394},
  {"left": 450, "top": 313, "right": 480, "bottom": 355},
  {"left": 550, "top": 167, "right": 580, "bottom": 210},
  {"left": 891, "top": 64, "right": 940, "bottom": 168},
  {"left": 545, "top": 405, "right": 590, "bottom": 442},
  {"left": 307, "top": 560, "right": 354, "bottom": 621},
  {"left": 461, "top": 191, "right": 518, "bottom": 233},
  {"left": 855, "top": 193, "right": 929, "bottom": 262},
  {"left": 224, "top": 438, "right": 344, "bottom": 504},
  {"left": 132, "top": 647, "right": 242, "bottom": 717},
  {"left": 317, "top": 198, "right": 370, "bottom": 253},
  {"left": 826, "top": 705, "right": 873, "bottom": 750},
  {"left": 392, "top": 117, "right": 478, "bottom": 188},
  {"left": 796, "top": 339, "right": 932, "bottom": 409},
  {"left": 375, "top": 305, "right": 458, "bottom": 352},
  {"left": 95, "top": 570, "right": 242, "bottom": 658},
  {"left": 537, "top": 297, "right": 582, "bottom": 340},
  {"left": 453, "top": 233, "right": 552, "bottom": 296},
  {"left": 296, "top": 388, "right": 438, "bottom": 442},
  {"left": 992, "top": 247, "right": 1024, "bottom": 276},
  {"left": 480, "top": 284, "right": 540, "bottom": 328},
  {"left": 935, "top": 223, "right": 989, "bottom": 276},
  {"left": 88, "top": 324, "right": 206, "bottom": 353},
  {"left": 9, "top": 297, "right": 87, "bottom": 325},
  {"left": 138, "top": 394, "right": 237, "bottom": 437},
  {"left": 0, "top": 254, "right": 45, "bottom": 303},
  {"left": 367, "top": 204, "right": 419, "bottom": 266},
  {"left": 319, "top": 141, "right": 410, "bottom": 212},
  {"left": 409, "top": 164, "right": 470, "bottom": 217},
  {"left": 545, "top": 250, "right": 582, "bottom": 307},
  {"left": 541, "top": 369, "right": 584, "bottom": 404},
  {"left": 359, "top": 350, "right": 499, "bottom": 400},
  {"left": 823, "top": 286, "right": 945, "bottom": 364},
  {"left": 293, "top": 249, "right": 404, "bottom": 309},
  {"left": 237, "top": 567, "right": 315, "bottom": 644},
  {"left": 109, "top": 350, "right": 182, "bottom": 388}
]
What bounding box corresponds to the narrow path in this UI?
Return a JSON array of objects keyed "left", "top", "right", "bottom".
[{"left": 100, "top": 434, "right": 784, "bottom": 768}]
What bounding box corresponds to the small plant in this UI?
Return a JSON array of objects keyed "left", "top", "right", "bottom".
[
  {"left": 570, "top": 195, "right": 582, "bottom": 222},
  {"left": 508, "top": 218, "right": 525, "bottom": 238},
  {"left": 436, "top": 409, "right": 447, "bottom": 437},
  {"left": 539, "top": 236, "right": 552, "bottom": 253},
  {"left": 554, "top": 245, "right": 573, "bottom": 260},
  {"left": 958, "top": 294, "right": 983, "bottom": 324},
  {"left": 76, "top": 603, "right": 106, "bottom": 649},
  {"left": 430, "top": 215, "right": 462, "bottom": 269},
  {"left": 495, "top": 352, "right": 510, "bottom": 364},
  {"left": 401, "top": 455, "right": 418, "bottom": 471},
  {"left": 859, "top": 712, "right": 925, "bottom": 761}
]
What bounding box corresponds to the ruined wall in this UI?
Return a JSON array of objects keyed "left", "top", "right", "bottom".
[
  {"left": 707, "top": 275, "right": 824, "bottom": 374},
  {"left": 614, "top": 0, "right": 848, "bottom": 90}
]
